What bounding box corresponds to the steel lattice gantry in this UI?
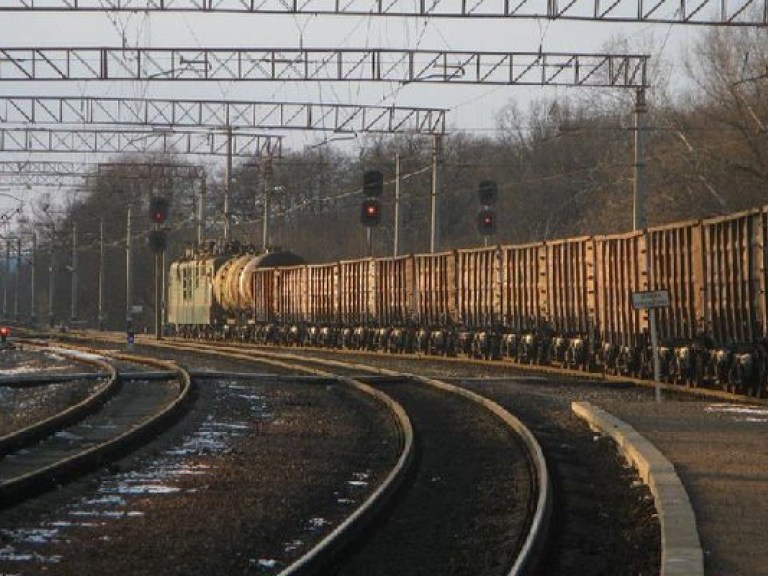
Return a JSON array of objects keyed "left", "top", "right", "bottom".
[
  {"left": 0, "top": 160, "right": 204, "bottom": 179},
  {"left": 0, "top": 127, "right": 282, "bottom": 157},
  {"left": 0, "top": 160, "right": 205, "bottom": 187},
  {"left": 0, "top": 48, "right": 649, "bottom": 88},
  {"left": 1, "top": 0, "right": 765, "bottom": 25},
  {"left": 0, "top": 173, "right": 91, "bottom": 186},
  {"left": 0, "top": 96, "right": 447, "bottom": 135}
]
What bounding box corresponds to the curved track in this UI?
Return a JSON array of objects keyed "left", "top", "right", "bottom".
[
  {"left": 0, "top": 345, "right": 118, "bottom": 453},
  {"left": 81, "top": 336, "right": 548, "bottom": 576},
  {"left": 0, "top": 343, "right": 193, "bottom": 509}
]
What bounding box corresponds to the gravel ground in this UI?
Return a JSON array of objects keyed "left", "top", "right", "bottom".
[
  {"left": 256, "top": 349, "right": 664, "bottom": 576},
  {"left": 0, "top": 350, "right": 401, "bottom": 576},
  {"left": 331, "top": 379, "right": 533, "bottom": 576},
  {"left": 2, "top": 340, "right": 663, "bottom": 575}
]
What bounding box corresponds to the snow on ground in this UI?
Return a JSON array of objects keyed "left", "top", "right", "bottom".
[
  {"left": 45, "top": 347, "right": 106, "bottom": 363},
  {"left": 705, "top": 403, "right": 768, "bottom": 423},
  {"left": 0, "top": 378, "right": 275, "bottom": 571}
]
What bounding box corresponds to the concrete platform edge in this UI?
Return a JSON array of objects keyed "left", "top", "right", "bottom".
[{"left": 571, "top": 401, "right": 704, "bottom": 576}]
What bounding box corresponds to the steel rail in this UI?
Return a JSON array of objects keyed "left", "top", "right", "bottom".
[
  {"left": 246, "top": 346, "right": 551, "bottom": 575},
  {"left": 101, "top": 336, "right": 417, "bottom": 576},
  {"left": 0, "top": 343, "right": 120, "bottom": 456},
  {"left": 0, "top": 343, "right": 194, "bottom": 508},
  {"left": 131, "top": 337, "right": 549, "bottom": 575}
]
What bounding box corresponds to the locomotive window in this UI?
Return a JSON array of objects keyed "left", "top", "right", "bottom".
[{"left": 183, "top": 266, "right": 193, "bottom": 300}]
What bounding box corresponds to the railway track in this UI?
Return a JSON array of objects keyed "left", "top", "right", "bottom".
[
  {"left": 55, "top": 334, "right": 550, "bottom": 576},
  {"left": 6, "top": 330, "right": 661, "bottom": 574},
  {"left": 0, "top": 342, "right": 193, "bottom": 509},
  {"left": 132, "top": 335, "right": 660, "bottom": 575}
]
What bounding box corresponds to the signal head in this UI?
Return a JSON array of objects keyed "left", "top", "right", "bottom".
[
  {"left": 363, "top": 170, "right": 384, "bottom": 197},
  {"left": 149, "top": 196, "right": 169, "bottom": 224},
  {"left": 148, "top": 229, "right": 168, "bottom": 253},
  {"left": 478, "top": 179, "right": 498, "bottom": 206},
  {"left": 477, "top": 208, "right": 496, "bottom": 236},
  {"left": 361, "top": 198, "right": 382, "bottom": 227}
]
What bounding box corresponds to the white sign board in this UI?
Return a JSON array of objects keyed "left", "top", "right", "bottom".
[
  {"left": 130, "top": 304, "right": 144, "bottom": 314},
  {"left": 631, "top": 290, "right": 670, "bottom": 310}
]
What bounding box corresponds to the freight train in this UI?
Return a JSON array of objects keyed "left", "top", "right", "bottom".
[{"left": 168, "top": 206, "right": 768, "bottom": 397}]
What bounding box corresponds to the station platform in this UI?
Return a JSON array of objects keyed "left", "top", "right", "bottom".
[{"left": 591, "top": 395, "right": 768, "bottom": 576}]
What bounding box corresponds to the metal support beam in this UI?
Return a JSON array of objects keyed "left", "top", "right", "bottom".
[
  {"left": 0, "top": 96, "right": 447, "bottom": 135},
  {"left": 0, "top": 127, "right": 282, "bottom": 158},
  {"left": 430, "top": 134, "right": 443, "bottom": 253},
  {"left": 2, "top": 0, "right": 764, "bottom": 25},
  {"left": 262, "top": 156, "right": 272, "bottom": 252},
  {"left": 70, "top": 221, "right": 77, "bottom": 321},
  {"left": 0, "top": 162, "right": 195, "bottom": 177},
  {"left": 633, "top": 88, "right": 647, "bottom": 231},
  {"left": 0, "top": 48, "right": 648, "bottom": 88},
  {"left": 30, "top": 233, "right": 36, "bottom": 322}
]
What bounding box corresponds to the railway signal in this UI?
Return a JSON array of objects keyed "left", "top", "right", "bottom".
[
  {"left": 148, "top": 229, "right": 167, "bottom": 253},
  {"left": 477, "top": 208, "right": 496, "bottom": 236},
  {"left": 478, "top": 180, "right": 498, "bottom": 205},
  {"left": 0, "top": 326, "right": 9, "bottom": 346},
  {"left": 149, "top": 196, "right": 169, "bottom": 224},
  {"left": 363, "top": 170, "right": 384, "bottom": 197},
  {"left": 361, "top": 198, "right": 382, "bottom": 227}
]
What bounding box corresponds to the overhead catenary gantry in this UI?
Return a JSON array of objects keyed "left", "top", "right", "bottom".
[
  {"left": 0, "top": 160, "right": 204, "bottom": 179},
  {"left": 0, "top": 160, "right": 206, "bottom": 187},
  {"left": 1, "top": 0, "right": 765, "bottom": 25},
  {"left": 0, "top": 48, "right": 648, "bottom": 88},
  {"left": 0, "top": 126, "right": 282, "bottom": 157},
  {"left": 0, "top": 96, "right": 447, "bottom": 135}
]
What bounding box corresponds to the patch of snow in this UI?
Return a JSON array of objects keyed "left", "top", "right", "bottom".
[
  {"left": 112, "top": 484, "right": 181, "bottom": 495},
  {"left": 1, "top": 528, "right": 60, "bottom": 545},
  {"left": 46, "top": 347, "right": 105, "bottom": 363},
  {"left": 0, "top": 363, "right": 41, "bottom": 375},
  {"left": 283, "top": 540, "right": 304, "bottom": 553},
  {"left": 54, "top": 430, "right": 83, "bottom": 441},
  {"left": 705, "top": 404, "right": 768, "bottom": 422},
  {"left": 83, "top": 495, "right": 126, "bottom": 506},
  {"left": 306, "top": 518, "right": 330, "bottom": 531},
  {"left": 0, "top": 544, "right": 61, "bottom": 564}
]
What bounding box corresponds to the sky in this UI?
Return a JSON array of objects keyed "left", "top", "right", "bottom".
[{"left": 0, "top": 6, "right": 707, "bottom": 218}]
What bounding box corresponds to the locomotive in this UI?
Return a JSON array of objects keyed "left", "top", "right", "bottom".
[
  {"left": 167, "top": 205, "right": 768, "bottom": 398},
  {"left": 167, "top": 241, "right": 304, "bottom": 339}
]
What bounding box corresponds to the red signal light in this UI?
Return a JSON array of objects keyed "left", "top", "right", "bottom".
[
  {"left": 0, "top": 326, "right": 9, "bottom": 342},
  {"left": 361, "top": 198, "right": 381, "bottom": 227},
  {"left": 149, "top": 196, "right": 169, "bottom": 224},
  {"left": 477, "top": 208, "right": 496, "bottom": 236}
]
